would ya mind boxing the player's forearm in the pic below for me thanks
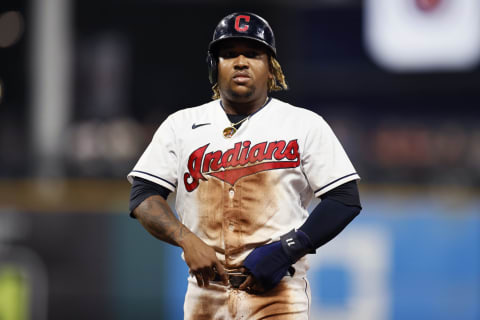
[299,198,360,249]
[133,195,192,247]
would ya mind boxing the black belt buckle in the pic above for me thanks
[228,274,247,288]
[213,271,247,288]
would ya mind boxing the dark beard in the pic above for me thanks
[227,85,255,99]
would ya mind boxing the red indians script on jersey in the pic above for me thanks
[184,139,300,192]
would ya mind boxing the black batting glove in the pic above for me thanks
[242,229,315,291]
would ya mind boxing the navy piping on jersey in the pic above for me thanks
[131,170,176,189]
[303,277,310,317]
[314,172,358,194]
[219,96,272,117]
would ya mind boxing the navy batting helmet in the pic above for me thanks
[207,12,276,84]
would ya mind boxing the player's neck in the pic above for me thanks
[221,94,269,115]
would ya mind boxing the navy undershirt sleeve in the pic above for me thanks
[320,179,361,206]
[299,180,362,249]
[129,177,171,218]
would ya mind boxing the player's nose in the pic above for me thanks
[233,54,249,69]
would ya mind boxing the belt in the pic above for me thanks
[211,266,296,288]
[212,271,248,288]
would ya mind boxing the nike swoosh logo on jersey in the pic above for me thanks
[192,123,211,129]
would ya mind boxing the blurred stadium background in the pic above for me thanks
[0,0,479,319]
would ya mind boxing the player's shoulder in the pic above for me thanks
[269,98,326,122]
[165,99,219,124]
[169,100,218,117]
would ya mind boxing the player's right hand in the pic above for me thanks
[179,232,228,288]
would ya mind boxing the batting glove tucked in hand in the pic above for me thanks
[242,229,315,292]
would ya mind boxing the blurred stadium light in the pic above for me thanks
[364,0,480,71]
[0,11,24,48]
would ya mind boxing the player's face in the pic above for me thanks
[216,39,272,102]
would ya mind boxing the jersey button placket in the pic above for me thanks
[223,183,239,264]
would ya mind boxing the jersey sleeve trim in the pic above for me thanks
[129,170,176,191]
[314,173,360,197]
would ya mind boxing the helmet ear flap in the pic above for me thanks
[206,53,218,85]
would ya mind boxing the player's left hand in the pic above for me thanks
[238,268,266,294]
[240,241,291,293]
[240,229,315,293]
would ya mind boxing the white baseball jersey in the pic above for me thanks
[127,97,359,267]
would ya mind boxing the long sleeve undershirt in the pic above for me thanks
[129,177,361,250]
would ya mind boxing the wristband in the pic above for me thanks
[280,229,315,264]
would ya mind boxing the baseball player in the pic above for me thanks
[128,12,362,319]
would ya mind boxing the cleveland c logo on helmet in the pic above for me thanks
[234,15,250,32]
